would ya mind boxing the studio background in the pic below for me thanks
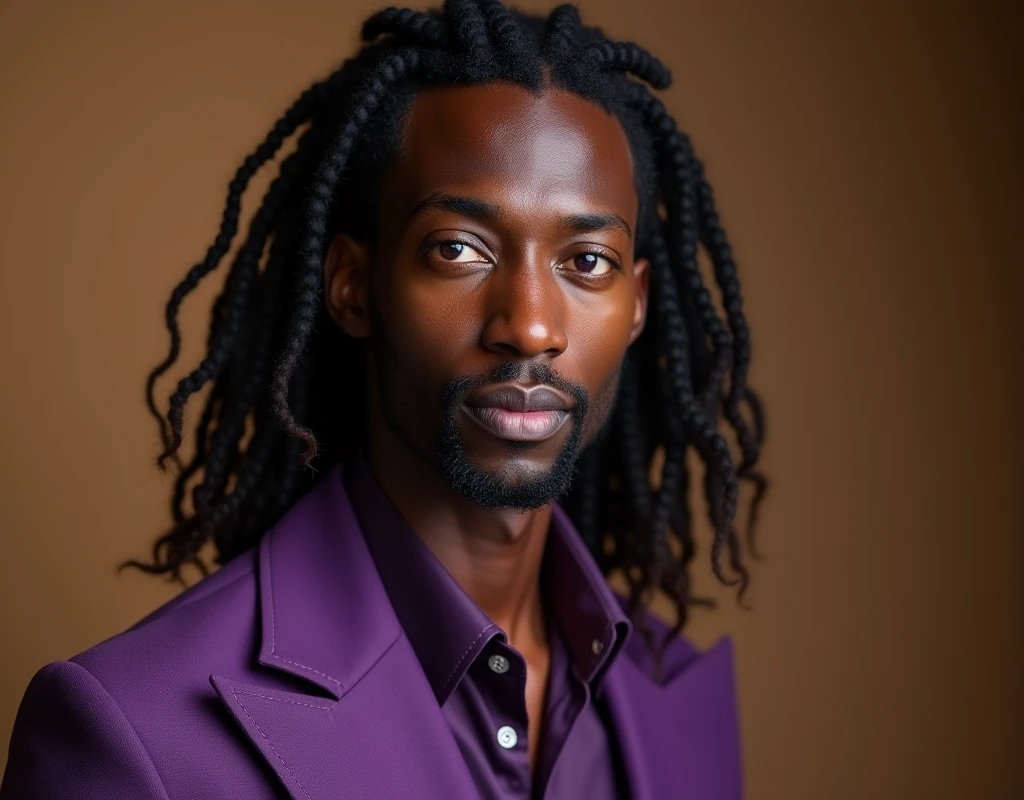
[0,1,1020,797]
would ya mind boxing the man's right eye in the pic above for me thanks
[430,241,488,263]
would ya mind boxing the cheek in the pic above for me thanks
[369,270,480,450]
[373,266,480,381]
[559,293,635,443]
[564,289,636,385]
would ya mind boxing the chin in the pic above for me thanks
[477,452,555,485]
[438,440,580,511]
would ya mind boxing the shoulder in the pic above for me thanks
[41,545,268,749]
[72,546,260,682]
[1,549,277,799]
[1,660,172,798]
[2,551,260,798]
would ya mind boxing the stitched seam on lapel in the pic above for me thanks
[337,628,403,698]
[231,690,315,800]
[440,624,497,698]
[231,691,334,711]
[267,532,346,692]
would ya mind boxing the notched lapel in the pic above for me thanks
[211,643,477,800]
[210,675,336,800]
[604,636,744,800]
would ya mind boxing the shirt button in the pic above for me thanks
[496,725,518,749]
[487,654,510,674]
[592,639,604,655]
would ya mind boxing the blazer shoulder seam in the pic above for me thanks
[62,660,173,800]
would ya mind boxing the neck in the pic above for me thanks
[365,419,552,650]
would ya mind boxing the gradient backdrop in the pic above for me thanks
[0,1,1021,797]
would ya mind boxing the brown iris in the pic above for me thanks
[439,242,465,260]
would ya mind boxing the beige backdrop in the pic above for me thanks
[1,1,1021,797]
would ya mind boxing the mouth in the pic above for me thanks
[462,405,571,442]
[461,382,575,443]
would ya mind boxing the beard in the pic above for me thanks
[434,359,591,510]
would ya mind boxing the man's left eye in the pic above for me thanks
[571,252,615,276]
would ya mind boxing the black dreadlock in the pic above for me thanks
[123,0,769,669]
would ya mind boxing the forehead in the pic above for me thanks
[380,82,638,224]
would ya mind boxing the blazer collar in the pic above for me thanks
[253,462,402,699]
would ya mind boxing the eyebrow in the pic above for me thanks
[407,191,633,239]
[408,192,500,225]
[559,212,632,239]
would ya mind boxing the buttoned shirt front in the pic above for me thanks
[343,455,633,798]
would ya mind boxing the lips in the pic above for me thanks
[463,383,573,442]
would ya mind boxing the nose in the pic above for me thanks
[480,258,568,360]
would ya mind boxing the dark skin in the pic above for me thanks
[323,82,649,774]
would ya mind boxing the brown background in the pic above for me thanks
[0,0,1021,797]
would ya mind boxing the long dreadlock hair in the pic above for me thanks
[123,0,769,665]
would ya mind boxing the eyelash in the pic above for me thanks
[421,238,623,276]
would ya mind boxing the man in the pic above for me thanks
[1,1,766,797]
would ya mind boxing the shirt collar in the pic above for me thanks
[342,453,631,705]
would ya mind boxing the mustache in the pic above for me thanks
[442,361,590,421]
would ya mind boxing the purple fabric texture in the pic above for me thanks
[1,462,744,799]
[342,455,626,798]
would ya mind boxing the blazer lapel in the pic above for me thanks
[209,654,474,800]
[210,465,476,800]
[603,636,744,800]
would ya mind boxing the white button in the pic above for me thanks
[496,725,518,749]
[591,639,604,655]
[488,654,510,674]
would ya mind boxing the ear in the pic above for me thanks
[323,232,372,339]
[628,256,650,346]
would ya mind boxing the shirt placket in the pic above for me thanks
[474,638,532,797]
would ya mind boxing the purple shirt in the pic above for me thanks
[343,456,632,799]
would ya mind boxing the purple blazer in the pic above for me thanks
[1,463,743,799]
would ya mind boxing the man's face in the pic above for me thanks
[327,82,649,509]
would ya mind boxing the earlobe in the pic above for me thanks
[323,233,372,339]
[629,256,650,345]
